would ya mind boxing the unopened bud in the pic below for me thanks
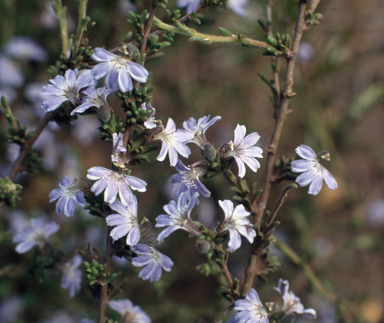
[195,240,212,254]
[98,105,111,123]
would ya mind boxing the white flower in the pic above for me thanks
[61,254,82,298]
[41,68,93,112]
[183,115,221,149]
[131,244,174,282]
[91,48,149,93]
[153,118,193,167]
[12,217,60,254]
[106,196,140,246]
[274,278,317,319]
[219,200,256,252]
[225,125,263,178]
[156,191,200,241]
[228,288,269,323]
[87,166,147,206]
[290,145,338,195]
[49,176,85,217]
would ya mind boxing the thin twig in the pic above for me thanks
[243,0,311,294]
[98,227,113,323]
[308,0,321,14]
[73,0,89,55]
[266,183,298,228]
[8,113,52,182]
[52,0,69,55]
[140,4,157,55]
[274,237,355,323]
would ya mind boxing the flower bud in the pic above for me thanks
[195,240,212,254]
[98,105,111,123]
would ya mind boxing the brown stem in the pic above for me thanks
[8,112,52,182]
[308,0,321,14]
[140,4,157,55]
[243,0,310,294]
[266,184,297,228]
[98,227,113,323]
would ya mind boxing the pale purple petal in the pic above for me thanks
[323,167,338,190]
[295,145,316,160]
[129,62,149,83]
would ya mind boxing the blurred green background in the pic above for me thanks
[0,0,384,322]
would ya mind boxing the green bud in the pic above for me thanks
[218,27,232,36]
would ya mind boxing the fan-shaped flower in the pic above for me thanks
[87,167,147,206]
[41,68,93,112]
[290,145,338,195]
[219,200,256,252]
[71,86,113,115]
[91,48,149,93]
[108,299,151,323]
[49,176,85,217]
[156,191,200,241]
[131,244,174,282]
[228,288,269,323]
[61,254,82,298]
[12,217,60,254]
[183,115,221,149]
[274,278,317,319]
[153,118,193,167]
[106,196,140,246]
[169,160,210,199]
[225,125,263,178]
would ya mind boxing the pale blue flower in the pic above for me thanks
[91,48,149,93]
[3,36,48,62]
[274,278,317,319]
[0,56,24,88]
[108,299,151,323]
[106,196,140,246]
[219,200,256,252]
[183,115,221,149]
[41,68,93,112]
[156,191,200,241]
[227,0,248,16]
[131,244,174,282]
[71,85,113,115]
[61,254,82,298]
[154,118,194,167]
[49,176,85,217]
[225,125,263,178]
[228,288,269,323]
[169,160,210,199]
[291,145,338,195]
[87,166,147,206]
[12,217,60,254]
[177,0,200,14]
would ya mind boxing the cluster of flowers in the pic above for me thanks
[11,43,338,321]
